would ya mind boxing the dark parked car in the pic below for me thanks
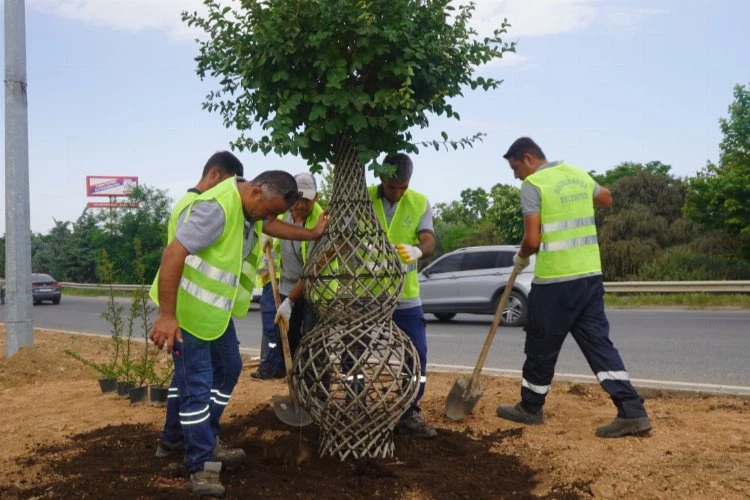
[0,273,62,305]
[418,245,534,327]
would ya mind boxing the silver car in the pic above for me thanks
[418,245,534,326]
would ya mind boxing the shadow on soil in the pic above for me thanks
[2,407,588,499]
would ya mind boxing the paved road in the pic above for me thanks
[6,296,749,393]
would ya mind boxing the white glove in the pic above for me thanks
[274,297,294,328]
[395,243,422,264]
[261,233,274,252]
[513,252,530,272]
[364,260,385,274]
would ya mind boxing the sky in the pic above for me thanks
[1,0,749,234]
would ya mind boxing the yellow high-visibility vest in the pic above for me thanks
[523,163,601,280]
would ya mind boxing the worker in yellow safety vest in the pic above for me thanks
[496,137,652,439]
[154,151,247,467]
[149,165,328,496]
[252,172,325,380]
[368,153,438,439]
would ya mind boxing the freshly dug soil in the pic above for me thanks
[1,329,748,499]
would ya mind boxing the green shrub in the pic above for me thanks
[637,247,750,280]
[600,239,660,281]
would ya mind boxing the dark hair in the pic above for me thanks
[202,151,244,178]
[251,170,301,207]
[502,137,546,162]
[381,153,413,182]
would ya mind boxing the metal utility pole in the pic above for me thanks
[4,0,33,357]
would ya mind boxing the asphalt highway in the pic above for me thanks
[7,296,749,394]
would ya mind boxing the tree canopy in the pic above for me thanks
[184,0,515,173]
[685,83,750,253]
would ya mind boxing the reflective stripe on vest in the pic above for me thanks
[524,163,601,280]
[368,186,428,299]
[150,177,246,340]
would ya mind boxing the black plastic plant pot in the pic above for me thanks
[149,385,170,407]
[128,386,148,404]
[116,381,136,397]
[98,378,118,393]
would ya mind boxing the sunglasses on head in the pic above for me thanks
[283,189,303,206]
[256,182,302,206]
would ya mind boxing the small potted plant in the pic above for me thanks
[147,353,173,406]
[63,349,120,393]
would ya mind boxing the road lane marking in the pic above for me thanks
[429,363,750,396]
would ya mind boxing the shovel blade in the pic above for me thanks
[272,394,313,427]
[444,374,486,421]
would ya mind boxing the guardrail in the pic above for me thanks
[61,282,144,291]
[57,280,750,293]
[603,281,750,293]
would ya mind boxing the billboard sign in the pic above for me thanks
[86,176,139,197]
[86,202,140,209]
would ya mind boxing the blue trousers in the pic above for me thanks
[159,319,243,473]
[393,306,428,416]
[258,283,285,378]
[520,276,646,419]
[259,283,317,377]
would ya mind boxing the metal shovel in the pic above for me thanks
[264,245,312,427]
[445,268,519,421]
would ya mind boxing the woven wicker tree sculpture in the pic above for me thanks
[185,0,515,459]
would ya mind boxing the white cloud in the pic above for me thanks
[482,51,534,69]
[28,0,665,42]
[471,0,599,38]
[28,0,207,39]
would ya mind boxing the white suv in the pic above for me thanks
[418,245,534,326]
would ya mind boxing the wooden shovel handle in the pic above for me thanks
[264,244,294,379]
[468,268,519,387]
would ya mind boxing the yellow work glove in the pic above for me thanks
[395,243,422,264]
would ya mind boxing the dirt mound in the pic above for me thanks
[0,329,749,499]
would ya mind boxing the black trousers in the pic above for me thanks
[521,275,646,418]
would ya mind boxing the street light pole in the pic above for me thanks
[4,0,33,357]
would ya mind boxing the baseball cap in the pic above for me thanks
[294,172,317,200]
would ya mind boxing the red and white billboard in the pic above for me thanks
[86,176,139,197]
[86,202,140,209]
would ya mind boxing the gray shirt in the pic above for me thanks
[519,160,602,284]
[378,186,434,310]
[175,200,260,261]
[278,211,317,296]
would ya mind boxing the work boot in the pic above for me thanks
[398,414,438,439]
[212,438,246,466]
[188,461,225,497]
[496,402,544,425]
[155,438,184,458]
[596,416,652,438]
[250,368,284,381]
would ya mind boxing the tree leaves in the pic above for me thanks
[183,0,516,171]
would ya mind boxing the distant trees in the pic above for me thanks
[685,83,750,257]
[3,184,171,283]
[432,184,522,256]
[429,81,750,282]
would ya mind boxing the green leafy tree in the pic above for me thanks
[485,184,522,244]
[31,220,73,279]
[183,0,515,172]
[591,160,672,187]
[316,163,335,209]
[685,83,750,253]
[94,184,172,283]
[592,161,694,279]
